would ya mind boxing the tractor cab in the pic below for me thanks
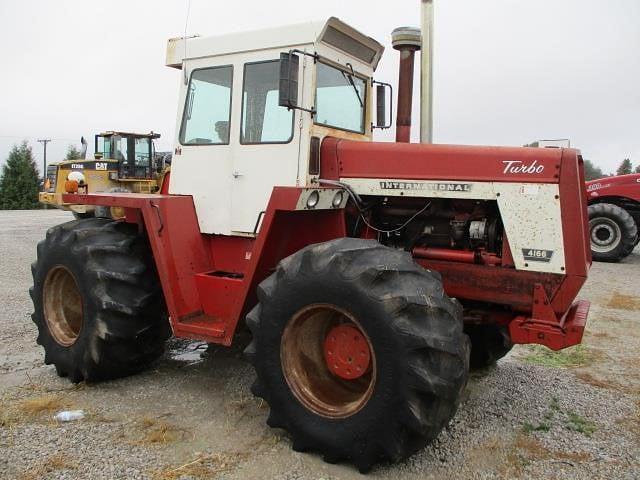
[94,131,161,180]
[165,17,386,235]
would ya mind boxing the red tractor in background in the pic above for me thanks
[29,9,592,473]
[586,174,640,262]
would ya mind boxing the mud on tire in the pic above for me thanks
[588,203,637,262]
[30,218,171,383]
[244,238,470,472]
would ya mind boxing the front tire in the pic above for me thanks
[30,218,170,383]
[588,203,637,262]
[244,238,470,472]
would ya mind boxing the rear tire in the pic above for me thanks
[244,238,470,472]
[588,203,637,262]
[30,218,171,383]
[465,325,512,370]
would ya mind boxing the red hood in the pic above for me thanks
[586,174,640,200]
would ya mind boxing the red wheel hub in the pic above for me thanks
[324,324,371,380]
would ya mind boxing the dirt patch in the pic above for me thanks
[607,293,640,311]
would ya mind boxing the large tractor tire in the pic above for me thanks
[588,203,637,262]
[465,324,512,370]
[244,238,470,472]
[30,218,171,383]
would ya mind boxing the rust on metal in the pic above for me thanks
[392,27,421,143]
[43,266,83,347]
[280,303,376,419]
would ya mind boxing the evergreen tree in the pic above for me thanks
[0,141,41,210]
[635,163,640,174]
[65,144,82,160]
[616,158,633,176]
[583,159,605,181]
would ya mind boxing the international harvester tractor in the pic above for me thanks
[30,8,591,472]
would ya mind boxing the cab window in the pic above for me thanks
[315,62,366,133]
[241,60,294,144]
[180,66,233,145]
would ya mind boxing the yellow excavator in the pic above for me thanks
[40,131,171,218]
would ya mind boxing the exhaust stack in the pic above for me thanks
[420,0,434,143]
[392,27,421,143]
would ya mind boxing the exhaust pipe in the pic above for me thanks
[420,0,434,144]
[80,136,88,160]
[392,27,421,143]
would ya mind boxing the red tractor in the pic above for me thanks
[586,174,640,262]
[30,14,591,472]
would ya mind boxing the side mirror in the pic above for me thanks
[373,81,393,129]
[279,52,300,109]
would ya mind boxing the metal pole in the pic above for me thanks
[37,139,51,180]
[420,0,434,144]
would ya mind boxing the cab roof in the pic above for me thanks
[166,17,384,71]
[98,131,161,139]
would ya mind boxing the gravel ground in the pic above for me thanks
[0,210,639,480]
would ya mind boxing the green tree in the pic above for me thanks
[65,144,82,160]
[583,159,605,181]
[616,158,633,176]
[635,163,640,174]
[0,141,41,210]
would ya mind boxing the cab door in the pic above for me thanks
[168,64,236,234]
[229,55,306,234]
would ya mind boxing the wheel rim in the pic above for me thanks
[590,217,622,253]
[43,266,83,346]
[281,304,376,419]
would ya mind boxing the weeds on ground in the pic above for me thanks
[153,452,245,480]
[18,454,78,480]
[18,395,66,416]
[565,411,597,437]
[521,395,560,434]
[522,344,595,368]
[522,395,597,438]
[135,416,186,445]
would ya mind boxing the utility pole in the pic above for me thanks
[37,139,51,182]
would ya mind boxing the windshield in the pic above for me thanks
[315,62,366,133]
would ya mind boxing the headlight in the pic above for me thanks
[306,190,320,209]
[332,191,344,208]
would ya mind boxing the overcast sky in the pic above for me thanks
[1,0,638,175]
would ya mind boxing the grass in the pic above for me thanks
[522,344,595,368]
[565,411,597,437]
[521,396,596,438]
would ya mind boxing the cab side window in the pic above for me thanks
[180,66,233,145]
[241,60,294,144]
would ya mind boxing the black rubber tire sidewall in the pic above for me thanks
[588,203,637,262]
[256,272,410,451]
